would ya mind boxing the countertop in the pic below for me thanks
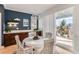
[3,30,33,34]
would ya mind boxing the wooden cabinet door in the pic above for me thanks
[4,32,29,47]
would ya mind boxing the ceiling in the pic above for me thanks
[55,7,73,19]
[4,4,55,15]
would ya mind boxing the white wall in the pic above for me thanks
[39,4,79,53]
[39,5,75,53]
[39,14,54,38]
[38,16,43,30]
[40,4,73,17]
[39,4,74,39]
[0,12,2,46]
[31,15,37,30]
[73,5,79,53]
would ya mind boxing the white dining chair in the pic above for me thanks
[15,35,33,54]
[40,39,54,54]
[29,32,36,37]
[45,32,52,39]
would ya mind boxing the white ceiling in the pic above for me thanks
[55,7,73,19]
[4,4,55,15]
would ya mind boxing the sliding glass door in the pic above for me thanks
[55,7,74,53]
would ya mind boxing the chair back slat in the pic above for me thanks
[41,39,54,54]
[15,35,23,49]
[45,32,52,38]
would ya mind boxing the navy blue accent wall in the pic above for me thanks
[5,9,32,30]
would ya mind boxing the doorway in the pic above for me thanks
[55,7,74,54]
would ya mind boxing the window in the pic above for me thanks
[23,19,29,27]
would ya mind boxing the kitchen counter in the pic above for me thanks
[3,30,32,34]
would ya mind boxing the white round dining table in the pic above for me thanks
[22,37,49,49]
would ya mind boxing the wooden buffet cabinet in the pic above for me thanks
[4,32,29,47]
[3,30,42,47]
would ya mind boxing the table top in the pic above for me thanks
[22,36,49,48]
